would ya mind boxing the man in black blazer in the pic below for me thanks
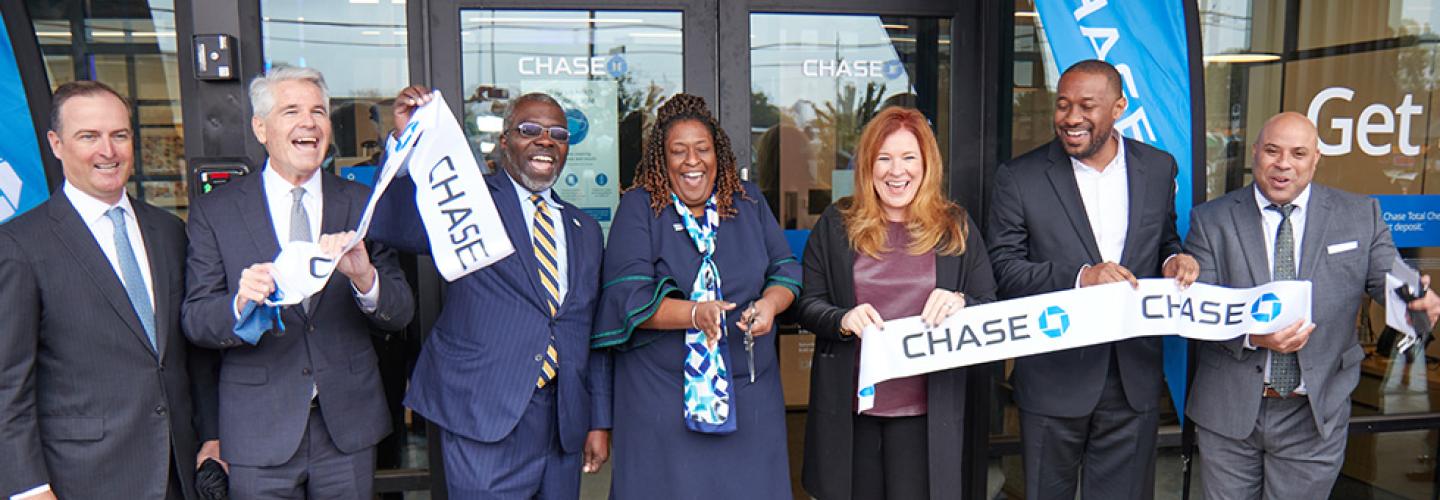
[182,66,414,499]
[985,60,1198,499]
[0,81,219,499]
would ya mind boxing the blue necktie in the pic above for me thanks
[107,207,157,350]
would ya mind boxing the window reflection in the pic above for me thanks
[28,0,188,216]
[261,0,409,172]
[459,10,684,234]
[750,14,950,229]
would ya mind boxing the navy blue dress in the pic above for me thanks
[593,182,802,500]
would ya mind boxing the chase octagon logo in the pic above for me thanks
[1250,292,1282,322]
[1038,305,1070,338]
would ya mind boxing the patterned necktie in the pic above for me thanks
[1267,203,1300,396]
[107,207,157,350]
[529,194,560,388]
[290,187,314,312]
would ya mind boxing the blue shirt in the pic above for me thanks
[508,171,569,303]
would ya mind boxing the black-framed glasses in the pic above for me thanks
[513,122,570,142]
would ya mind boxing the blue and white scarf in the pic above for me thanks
[673,193,736,434]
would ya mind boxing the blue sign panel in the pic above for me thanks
[0,11,49,222]
[1373,195,1440,248]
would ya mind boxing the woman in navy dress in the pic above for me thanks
[592,93,801,499]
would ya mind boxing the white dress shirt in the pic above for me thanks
[14,187,157,500]
[509,172,569,303]
[1071,138,1130,286]
[1246,184,1313,394]
[231,163,379,317]
[65,182,155,311]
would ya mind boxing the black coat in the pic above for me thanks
[796,201,998,500]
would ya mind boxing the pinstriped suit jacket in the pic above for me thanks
[368,170,612,455]
[0,190,218,499]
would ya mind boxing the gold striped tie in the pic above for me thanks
[530,195,560,388]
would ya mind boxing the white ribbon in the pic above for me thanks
[267,91,513,305]
[856,279,1313,412]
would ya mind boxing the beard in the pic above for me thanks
[1058,125,1113,161]
[501,150,563,192]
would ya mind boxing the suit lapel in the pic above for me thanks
[136,203,171,358]
[557,201,582,316]
[1044,142,1103,263]
[1118,141,1149,266]
[1229,186,1271,285]
[237,173,282,265]
[1297,186,1331,280]
[306,174,354,313]
[47,192,156,356]
[488,172,551,313]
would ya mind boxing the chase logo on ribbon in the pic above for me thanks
[0,12,50,222]
[1250,292,1282,322]
[1038,305,1070,338]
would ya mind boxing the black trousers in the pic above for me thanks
[852,413,930,500]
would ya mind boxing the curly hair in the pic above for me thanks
[628,93,748,218]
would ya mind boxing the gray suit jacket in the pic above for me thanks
[181,171,414,466]
[1184,183,1392,440]
[0,190,219,499]
[986,139,1184,417]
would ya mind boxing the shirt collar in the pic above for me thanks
[262,160,324,202]
[1253,183,1313,212]
[506,169,561,210]
[1070,135,1127,174]
[64,181,135,224]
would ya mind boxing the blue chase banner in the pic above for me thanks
[0,10,48,222]
[1034,0,1202,418]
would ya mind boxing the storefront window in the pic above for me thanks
[749,13,950,230]
[28,0,188,215]
[262,0,409,176]
[459,10,684,234]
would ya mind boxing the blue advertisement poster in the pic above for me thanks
[0,10,48,222]
[1034,0,1199,417]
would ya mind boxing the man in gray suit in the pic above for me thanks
[986,59,1198,499]
[0,81,220,499]
[1185,111,1440,499]
[182,66,414,499]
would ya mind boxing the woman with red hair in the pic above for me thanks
[797,107,997,499]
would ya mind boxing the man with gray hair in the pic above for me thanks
[181,65,414,498]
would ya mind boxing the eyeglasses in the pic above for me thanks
[513,122,570,142]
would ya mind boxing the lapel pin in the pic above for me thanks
[673,223,685,232]
[573,218,581,228]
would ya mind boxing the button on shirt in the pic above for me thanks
[1071,138,1129,287]
[509,172,568,303]
[1247,184,1312,394]
[66,182,155,311]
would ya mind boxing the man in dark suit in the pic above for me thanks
[985,59,1198,499]
[0,80,219,500]
[181,66,414,499]
[1185,112,1440,499]
[372,87,610,498]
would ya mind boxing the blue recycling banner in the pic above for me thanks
[0,10,48,222]
[1034,0,1199,419]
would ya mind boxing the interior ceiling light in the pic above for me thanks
[1204,53,1282,63]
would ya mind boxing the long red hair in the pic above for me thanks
[841,106,968,258]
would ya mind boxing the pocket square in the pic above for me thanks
[1327,241,1359,254]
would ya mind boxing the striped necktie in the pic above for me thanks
[529,194,560,388]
